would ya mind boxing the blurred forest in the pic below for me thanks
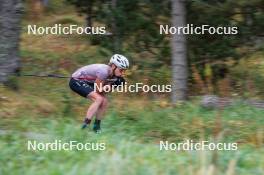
[0,0,263,101]
[0,0,264,175]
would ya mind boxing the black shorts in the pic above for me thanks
[69,78,95,98]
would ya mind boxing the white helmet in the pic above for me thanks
[109,54,129,69]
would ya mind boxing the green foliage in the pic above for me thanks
[230,53,264,98]
[66,0,170,68]
[45,0,72,14]
[187,0,262,63]
[64,0,264,86]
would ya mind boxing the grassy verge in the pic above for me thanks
[0,101,263,175]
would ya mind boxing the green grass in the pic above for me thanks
[0,102,263,175]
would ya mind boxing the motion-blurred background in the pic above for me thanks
[0,0,263,175]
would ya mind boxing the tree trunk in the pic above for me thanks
[0,0,23,83]
[111,0,121,52]
[86,0,94,27]
[170,0,188,103]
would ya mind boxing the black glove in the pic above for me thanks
[113,76,126,86]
